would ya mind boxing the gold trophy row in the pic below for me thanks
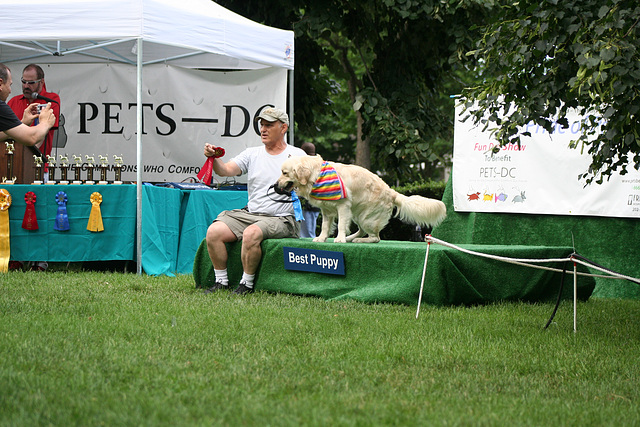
[3,141,124,185]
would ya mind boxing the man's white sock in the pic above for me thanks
[241,272,255,288]
[214,269,229,286]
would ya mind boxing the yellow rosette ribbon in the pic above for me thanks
[0,189,12,273]
[87,192,104,232]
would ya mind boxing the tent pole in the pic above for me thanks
[573,261,577,332]
[288,69,294,145]
[136,38,143,275]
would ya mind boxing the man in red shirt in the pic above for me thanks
[7,63,60,177]
[0,63,55,145]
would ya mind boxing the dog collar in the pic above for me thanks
[310,162,347,200]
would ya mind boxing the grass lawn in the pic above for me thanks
[1,271,639,426]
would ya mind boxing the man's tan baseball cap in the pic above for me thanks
[257,107,289,126]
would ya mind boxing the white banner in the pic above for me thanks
[20,63,288,183]
[453,104,640,218]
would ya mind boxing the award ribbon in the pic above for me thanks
[87,192,104,232]
[0,189,11,272]
[22,191,39,230]
[291,190,304,222]
[54,191,70,231]
[197,146,225,185]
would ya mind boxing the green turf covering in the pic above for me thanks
[433,177,640,299]
[193,237,594,306]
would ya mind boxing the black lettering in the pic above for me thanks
[103,103,123,134]
[222,105,250,137]
[127,103,154,135]
[156,103,177,136]
[78,102,98,134]
[143,164,164,173]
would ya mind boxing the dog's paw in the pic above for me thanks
[313,236,327,243]
[334,236,347,243]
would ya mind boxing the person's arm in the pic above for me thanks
[204,143,242,177]
[0,104,56,146]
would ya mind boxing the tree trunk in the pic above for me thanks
[355,111,370,170]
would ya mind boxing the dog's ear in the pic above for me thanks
[295,165,312,186]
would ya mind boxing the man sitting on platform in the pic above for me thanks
[202,107,306,295]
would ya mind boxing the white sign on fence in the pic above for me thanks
[453,104,640,218]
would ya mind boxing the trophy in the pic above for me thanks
[71,155,83,185]
[58,154,70,185]
[113,154,124,185]
[46,155,56,185]
[85,155,95,184]
[33,155,44,184]
[98,155,109,185]
[3,141,16,185]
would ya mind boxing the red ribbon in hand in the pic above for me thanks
[22,191,39,230]
[197,146,225,185]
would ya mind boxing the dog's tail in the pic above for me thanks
[393,192,447,228]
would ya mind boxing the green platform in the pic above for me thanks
[433,178,640,299]
[193,238,594,306]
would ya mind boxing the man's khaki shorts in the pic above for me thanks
[216,209,300,240]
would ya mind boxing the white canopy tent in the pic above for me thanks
[0,0,295,273]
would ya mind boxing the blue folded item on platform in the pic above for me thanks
[218,184,247,191]
[158,182,214,190]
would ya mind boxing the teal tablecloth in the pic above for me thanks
[1,184,247,275]
[140,186,247,275]
[2,184,136,262]
[175,189,248,273]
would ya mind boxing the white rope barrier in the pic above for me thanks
[426,235,572,265]
[572,257,640,284]
[425,236,640,282]
[416,235,640,332]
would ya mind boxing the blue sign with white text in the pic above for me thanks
[283,246,345,275]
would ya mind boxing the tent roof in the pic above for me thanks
[0,0,294,70]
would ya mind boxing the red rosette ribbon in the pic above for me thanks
[197,146,225,185]
[22,191,39,230]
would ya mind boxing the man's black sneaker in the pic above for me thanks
[233,282,255,295]
[204,281,229,294]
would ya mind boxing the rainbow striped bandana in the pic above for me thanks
[310,162,347,200]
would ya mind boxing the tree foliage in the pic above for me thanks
[215,0,491,183]
[462,0,640,184]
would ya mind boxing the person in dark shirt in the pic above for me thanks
[0,63,56,272]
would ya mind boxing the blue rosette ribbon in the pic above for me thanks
[54,191,70,231]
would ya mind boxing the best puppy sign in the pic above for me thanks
[283,247,345,275]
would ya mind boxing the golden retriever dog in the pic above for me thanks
[275,155,446,243]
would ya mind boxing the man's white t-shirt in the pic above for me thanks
[232,144,306,216]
